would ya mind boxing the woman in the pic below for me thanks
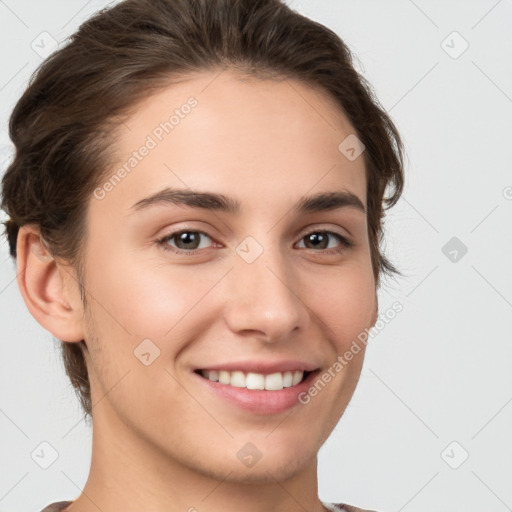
[1,0,404,510]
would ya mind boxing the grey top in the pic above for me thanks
[40,502,71,512]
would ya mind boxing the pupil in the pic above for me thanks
[307,233,327,249]
[178,232,199,249]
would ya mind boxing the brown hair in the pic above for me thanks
[1,0,404,418]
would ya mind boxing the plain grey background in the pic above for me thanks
[1,1,511,511]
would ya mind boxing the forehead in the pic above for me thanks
[94,69,367,216]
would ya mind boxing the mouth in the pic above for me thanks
[193,368,314,391]
[192,368,321,415]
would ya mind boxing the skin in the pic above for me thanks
[17,69,377,512]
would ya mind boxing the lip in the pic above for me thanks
[193,367,321,415]
[195,359,320,375]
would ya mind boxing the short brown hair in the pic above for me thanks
[1,0,405,418]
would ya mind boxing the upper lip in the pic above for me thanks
[195,360,320,375]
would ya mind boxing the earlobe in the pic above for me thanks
[16,225,84,342]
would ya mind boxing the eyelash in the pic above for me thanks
[155,228,354,257]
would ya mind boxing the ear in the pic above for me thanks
[16,225,85,342]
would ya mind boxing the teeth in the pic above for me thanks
[246,372,265,390]
[230,371,246,388]
[219,370,230,385]
[200,369,306,390]
[283,371,293,387]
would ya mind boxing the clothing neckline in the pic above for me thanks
[42,499,346,512]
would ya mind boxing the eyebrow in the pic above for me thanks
[129,187,366,215]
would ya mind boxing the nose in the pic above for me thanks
[222,242,310,343]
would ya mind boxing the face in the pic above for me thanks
[78,69,377,482]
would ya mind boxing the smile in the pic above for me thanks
[193,368,321,415]
[196,369,311,391]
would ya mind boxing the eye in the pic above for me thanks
[156,228,354,257]
[156,230,217,255]
[296,230,353,254]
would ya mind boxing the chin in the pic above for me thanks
[204,443,317,484]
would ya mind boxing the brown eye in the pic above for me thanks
[157,230,214,254]
[303,232,330,249]
[172,231,202,250]
[297,231,352,252]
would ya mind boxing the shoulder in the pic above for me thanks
[40,501,73,512]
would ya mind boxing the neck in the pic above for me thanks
[66,401,328,512]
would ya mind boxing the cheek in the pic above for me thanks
[85,236,375,349]
[309,263,376,348]
[86,249,227,347]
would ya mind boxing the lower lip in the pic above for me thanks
[193,370,320,415]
